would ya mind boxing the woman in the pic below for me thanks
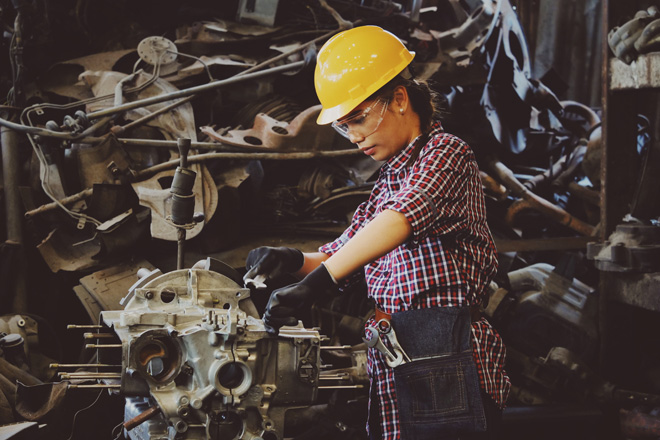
[244,25,510,439]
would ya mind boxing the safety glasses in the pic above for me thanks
[332,98,390,140]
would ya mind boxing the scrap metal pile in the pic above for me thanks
[0,0,658,438]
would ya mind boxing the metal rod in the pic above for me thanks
[124,405,161,431]
[112,96,194,135]
[177,228,185,270]
[85,344,122,349]
[24,188,94,219]
[318,385,364,389]
[50,363,121,369]
[1,124,28,313]
[320,345,352,350]
[133,149,361,179]
[235,28,342,78]
[68,325,103,329]
[60,373,122,379]
[87,61,305,120]
[83,333,116,339]
[319,375,350,380]
[78,136,243,150]
[67,384,121,389]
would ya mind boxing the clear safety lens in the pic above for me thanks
[332,98,389,140]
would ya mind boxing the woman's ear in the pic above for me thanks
[392,85,409,113]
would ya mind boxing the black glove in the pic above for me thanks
[263,263,336,335]
[243,246,304,286]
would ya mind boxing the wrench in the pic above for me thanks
[374,319,411,368]
[363,326,397,363]
[384,328,411,368]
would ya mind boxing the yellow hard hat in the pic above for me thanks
[314,25,415,125]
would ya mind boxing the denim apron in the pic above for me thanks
[390,307,486,439]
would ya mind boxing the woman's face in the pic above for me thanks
[333,89,420,161]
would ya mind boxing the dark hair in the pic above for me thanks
[368,68,442,135]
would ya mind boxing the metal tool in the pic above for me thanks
[362,326,407,368]
[365,319,412,368]
[382,326,411,367]
[244,273,267,289]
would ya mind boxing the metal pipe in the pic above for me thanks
[87,61,305,120]
[1,125,23,242]
[111,96,193,135]
[60,373,122,379]
[67,384,121,389]
[133,149,362,179]
[50,363,121,369]
[236,28,345,78]
[85,344,122,349]
[317,385,364,389]
[1,124,27,313]
[83,333,116,339]
[67,325,103,329]
[177,228,185,270]
[24,187,93,219]
[489,159,596,236]
[124,405,161,431]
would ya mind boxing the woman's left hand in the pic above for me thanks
[263,264,335,334]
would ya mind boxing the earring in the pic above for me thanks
[399,108,404,114]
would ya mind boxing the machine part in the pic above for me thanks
[73,260,158,323]
[24,188,94,219]
[94,266,332,439]
[488,262,598,364]
[200,105,337,152]
[488,158,596,236]
[36,228,100,273]
[428,0,499,63]
[70,135,135,189]
[131,163,217,241]
[84,61,304,121]
[582,125,602,188]
[36,207,149,272]
[506,346,595,404]
[236,0,280,27]
[587,223,660,273]
[298,162,356,201]
[630,107,660,220]
[169,138,201,270]
[479,0,538,155]
[137,37,178,66]
[635,18,660,54]
[131,148,362,180]
[80,70,198,142]
[608,7,659,64]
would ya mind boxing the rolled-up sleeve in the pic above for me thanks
[382,137,471,242]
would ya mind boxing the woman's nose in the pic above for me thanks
[348,130,365,144]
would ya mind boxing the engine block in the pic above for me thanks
[99,267,322,440]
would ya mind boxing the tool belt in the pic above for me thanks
[372,306,487,438]
[375,304,482,324]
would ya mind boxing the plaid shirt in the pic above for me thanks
[319,122,510,439]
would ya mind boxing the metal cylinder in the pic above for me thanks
[170,167,196,196]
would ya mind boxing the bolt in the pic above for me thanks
[144,291,154,300]
[179,396,190,406]
[191,399,202,409]
[17,319,25,328]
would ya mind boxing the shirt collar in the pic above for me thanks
[383,121,444,173]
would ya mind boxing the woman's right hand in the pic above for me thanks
[243,246,304,287]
